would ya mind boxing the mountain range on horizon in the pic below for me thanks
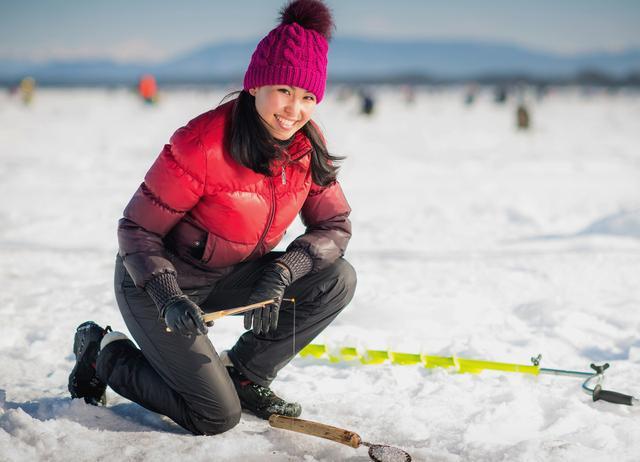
[2,37,640,84]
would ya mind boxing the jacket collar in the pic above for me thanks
[268,130,311,177]
[285,129,312,161]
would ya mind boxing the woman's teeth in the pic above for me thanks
[275,114,296,129]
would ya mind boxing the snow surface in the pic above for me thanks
[1,86,640,461]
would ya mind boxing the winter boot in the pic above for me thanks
[68,321,111,406]
[227,366,302,420]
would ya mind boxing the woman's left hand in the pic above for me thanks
[245,263,292,334]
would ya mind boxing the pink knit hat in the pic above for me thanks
[243,0,333,103]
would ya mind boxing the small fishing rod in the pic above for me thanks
[298,344,639,406]
[165,298,295,333]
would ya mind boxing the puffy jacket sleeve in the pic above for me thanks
[287,180,352,272]
[118,123,206,287]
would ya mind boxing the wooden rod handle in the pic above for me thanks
[269,415,362,448]
[202,299,276,323]
[166,299,274,332]
[165,298,294,333]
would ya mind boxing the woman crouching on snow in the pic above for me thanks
[67,0,356,435]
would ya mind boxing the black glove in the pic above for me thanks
[162,296,209,337]
[244,263,292,335]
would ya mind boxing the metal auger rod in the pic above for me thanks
[539,367,603,396]
[538,368,594,379]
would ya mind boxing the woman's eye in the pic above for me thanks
[278,88,290,95]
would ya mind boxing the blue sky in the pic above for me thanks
[1,0,639,62]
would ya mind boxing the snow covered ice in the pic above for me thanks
[1,86,639,461]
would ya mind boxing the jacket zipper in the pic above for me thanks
[248,177,277,259]
[281,152,291,185]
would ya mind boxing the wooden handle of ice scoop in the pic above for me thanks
[269,415,362,448]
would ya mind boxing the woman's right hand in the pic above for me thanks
[162,296,209,337]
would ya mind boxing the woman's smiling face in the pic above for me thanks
[249,85,318,140]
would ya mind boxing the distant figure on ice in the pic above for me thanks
[359,88,375,115]
[516,103,530,130]
[19,76,36,105]
[494,85,508,104]
[138,74,158,104]
[464,83,478,106]
[68,0,356,437]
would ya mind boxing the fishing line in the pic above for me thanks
[291,298,297,367]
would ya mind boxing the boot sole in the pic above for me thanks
[68,322,107,405]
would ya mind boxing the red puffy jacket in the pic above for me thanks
[118,100,352,288]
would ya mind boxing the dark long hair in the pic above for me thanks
[223,90,342,186]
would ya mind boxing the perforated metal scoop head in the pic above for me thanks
[366,443,412,462]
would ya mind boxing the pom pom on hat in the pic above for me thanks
[279,0,334,40]
[243,0,333,102]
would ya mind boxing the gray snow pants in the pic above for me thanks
[96,253,356,435]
